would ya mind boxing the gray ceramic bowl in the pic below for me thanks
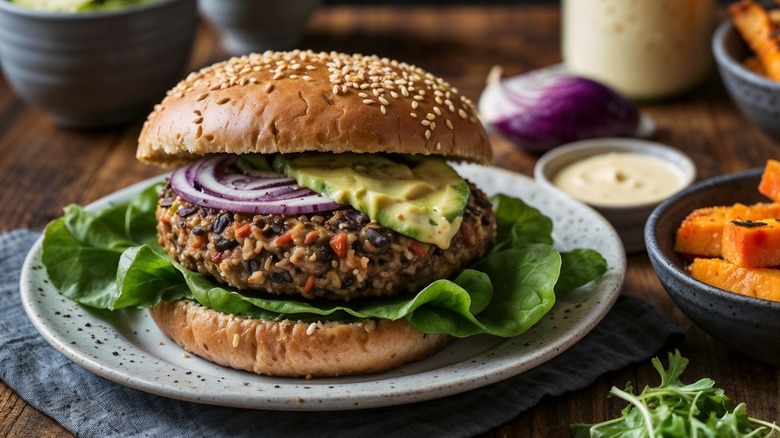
[713,19,780,143]
[198,0,320,55]
[645,168,780,365]
[0,0,197,128]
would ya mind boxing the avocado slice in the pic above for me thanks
[274,153,470,249]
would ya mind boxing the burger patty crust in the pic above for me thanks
[157,182,496,301]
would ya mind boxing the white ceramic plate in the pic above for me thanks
[20,164,625,411]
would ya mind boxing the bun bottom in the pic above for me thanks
[150,300,452,377]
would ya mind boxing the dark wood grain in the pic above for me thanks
[1,5,778,437]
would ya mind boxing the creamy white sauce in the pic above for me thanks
[552,152,685,206]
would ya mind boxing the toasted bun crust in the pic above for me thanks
[137,50,491,167]
[150,300,452,377]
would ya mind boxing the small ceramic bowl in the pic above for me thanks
[645,168,780,365]
[534,138,696,253]
[198,0,320,55]
[713,19,780,143]
[0,0,197,128]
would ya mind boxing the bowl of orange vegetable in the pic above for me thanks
[645,162,780,365]
[713,2,780,144]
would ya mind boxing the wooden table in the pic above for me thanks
[1,5,778,437]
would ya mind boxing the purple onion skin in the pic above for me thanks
[493,76,640,153]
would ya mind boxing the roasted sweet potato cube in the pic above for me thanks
[722,218,780,267]
[689,257,780,301]
[758,159,780,202]
[674,202,780,257]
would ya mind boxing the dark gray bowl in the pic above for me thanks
[198,0,320,55]
[713,19,780,143]
[0,0,197,128]
[645,168,780,365]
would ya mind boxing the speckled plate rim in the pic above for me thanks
[20,163,625,411]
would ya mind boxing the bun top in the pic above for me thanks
[137,50,491,167]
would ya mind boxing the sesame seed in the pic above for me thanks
[380,105,387,114]
[378,96,389,105]
[436,142,442,150]
[410,112,418,118]
[362,99,374,104]
[430,121,437,130]
[359,92,368,98]
[265,83,274,93]
[458,108,468,119]
[193,117,203,124]
[289,74,299,79]
[421,120,431,126]
[306,65,316,70]
[425,129,431,139]
[332,84,340,94]
[426,113,436,120]
[390,91,398,98]
[446,119,454,129]
[413,95,424,101]
[302,75,313,81]
[433,106,442,116]
[401,86,409,97]
[217,97,230,105]
[273,72,284,80]
[196,93,208,101]
[196,125,203,138]
[232,333,240,347]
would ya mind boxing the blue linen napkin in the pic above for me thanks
[0,229,682,438]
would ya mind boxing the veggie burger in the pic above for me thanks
[136,50,497,377]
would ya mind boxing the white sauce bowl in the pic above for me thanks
[534,138,696,253]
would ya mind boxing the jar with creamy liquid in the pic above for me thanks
[562,0,716,101]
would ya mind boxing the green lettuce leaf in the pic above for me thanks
[41,183,607,338]
[556,248,609,295]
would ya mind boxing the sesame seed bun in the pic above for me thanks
[136,50,491,167]
[150,300,452,377]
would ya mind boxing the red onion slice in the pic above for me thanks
[169,155,342,215]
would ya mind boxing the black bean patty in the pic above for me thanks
[157,183,496,301]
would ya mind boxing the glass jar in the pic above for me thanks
[562,0,716,101]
